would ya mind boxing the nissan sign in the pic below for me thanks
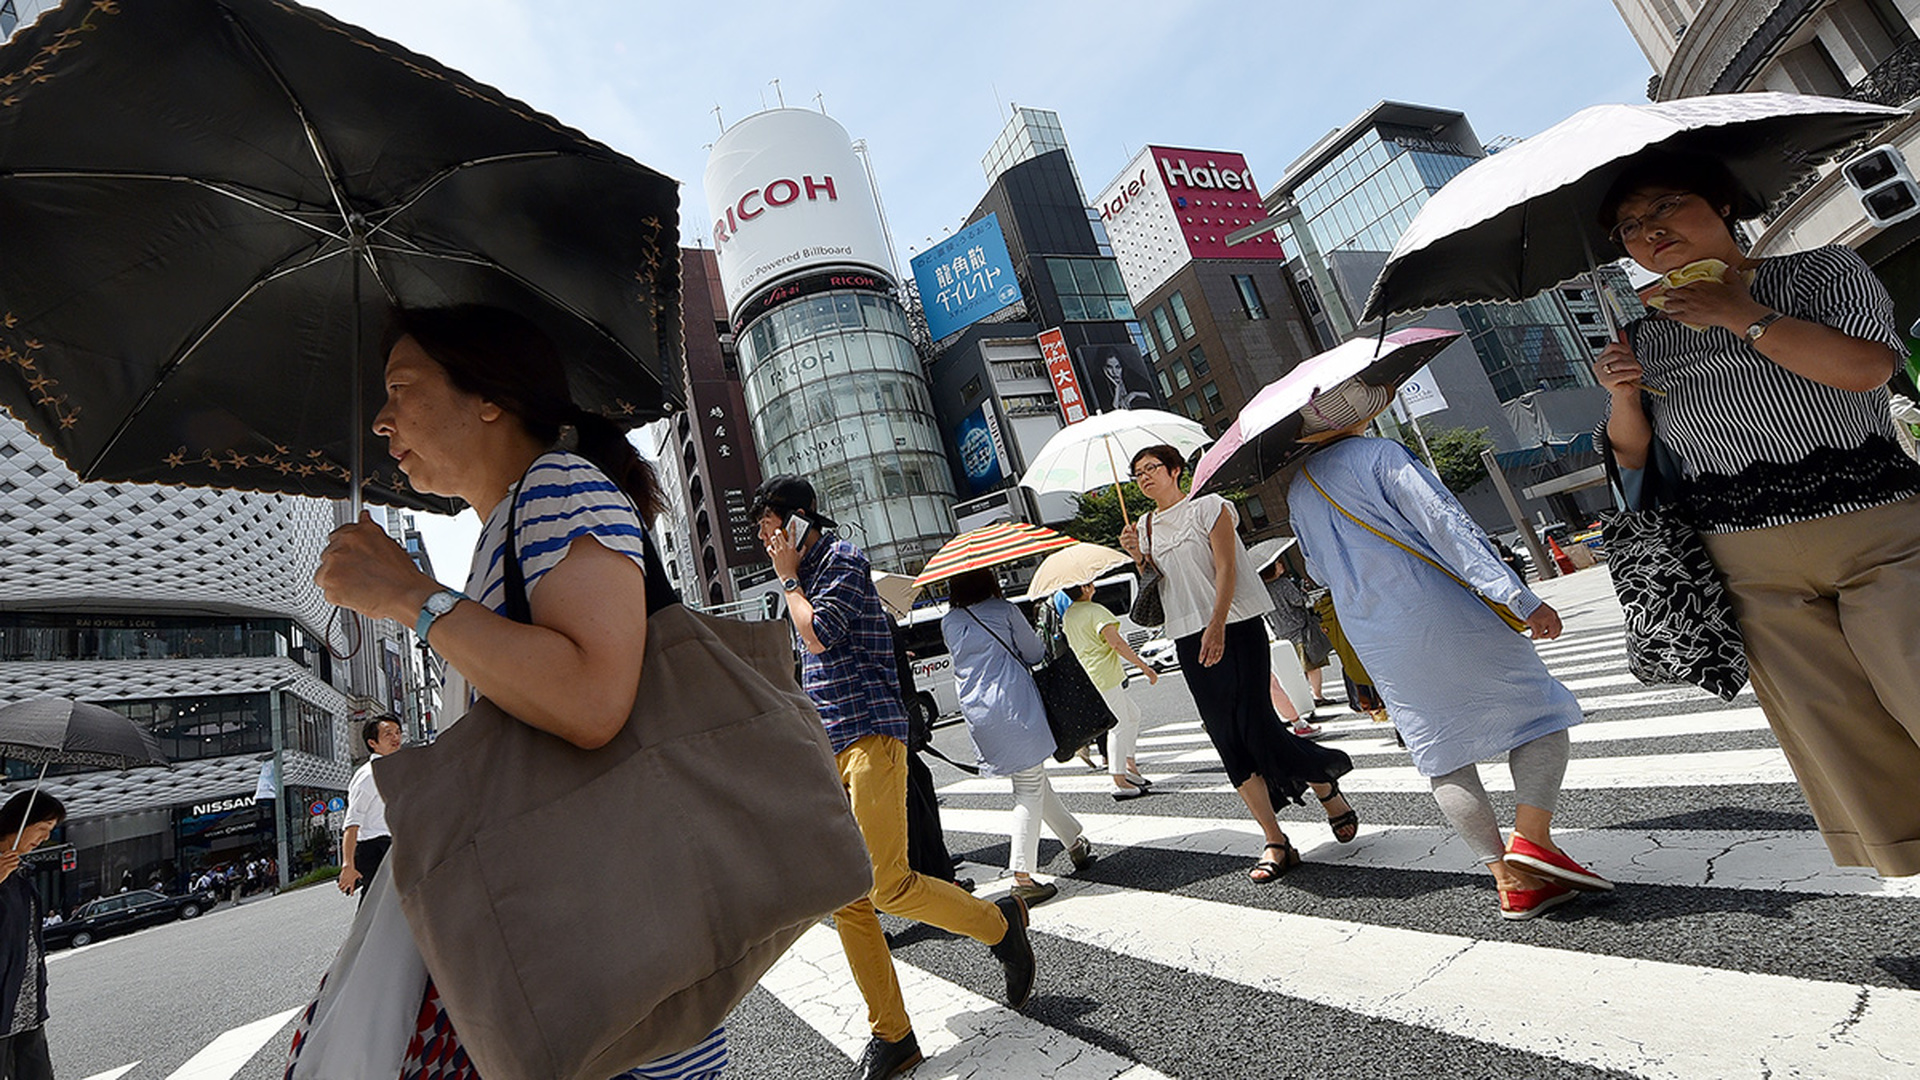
[703,109,894,319]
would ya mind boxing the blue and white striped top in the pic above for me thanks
[464,451,650,615]
[462,451,728,1080]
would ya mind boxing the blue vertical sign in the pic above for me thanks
[954,403,1008,495]
[911,213,1023,342]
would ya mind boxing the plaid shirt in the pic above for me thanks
[795,533,909,753]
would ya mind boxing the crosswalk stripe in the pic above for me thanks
[1008,880,1920,1079]
[757,922,1172,1079]
[935,808,1920,898]
[1133,708,1772,758]
[939,748,1797,797]
[81,1066,139,1080]
[160,1008,300,1080]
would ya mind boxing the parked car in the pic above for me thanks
[44,887,218,949]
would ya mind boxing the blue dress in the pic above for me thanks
[942,598,1054,776]
[1287,437,1581,778]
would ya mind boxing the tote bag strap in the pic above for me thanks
[963,606,1029,667]
[1301,465,1528,635]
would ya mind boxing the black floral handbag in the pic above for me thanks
[1598,420,1748,702]
[965,609,1118,761]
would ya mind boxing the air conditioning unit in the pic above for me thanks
[1843,144,1920,228]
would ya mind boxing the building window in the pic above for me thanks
[1182,394,1203,420]
[1189,346,1210,377]
[1151,307,1178,352]
[1046,257,1135,323]
[1169,291,1196,339]
[1172,359,1192,389]
[1157,369,1173,397]
[1233,274,1268,320]
[1201,381,1223,413]
[1244,494,1269,528]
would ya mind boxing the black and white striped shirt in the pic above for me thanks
[1627,245,1920,532]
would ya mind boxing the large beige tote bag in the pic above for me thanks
[375,599,873,1080]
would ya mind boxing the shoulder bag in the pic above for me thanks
[963,607,1118,763]
[1301,465,1531,634]
[1128,511,1167,629]
[1596,413,1748,702]
[374,477,874,1080]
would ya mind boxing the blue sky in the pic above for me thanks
[286,0,1659,579]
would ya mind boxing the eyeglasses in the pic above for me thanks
[1608,193,1694,246]
[1127,462,1168,482]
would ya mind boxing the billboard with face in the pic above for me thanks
[703,109,894,318]
[1076,342,1159,413]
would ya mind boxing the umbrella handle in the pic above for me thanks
[1100,436,1129,520]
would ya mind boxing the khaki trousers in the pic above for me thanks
[1703,495,1920,877]
[831,734,1009,1041]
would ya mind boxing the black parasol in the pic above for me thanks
[0,0,682,513]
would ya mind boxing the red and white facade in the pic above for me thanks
[1095,145,1286,304]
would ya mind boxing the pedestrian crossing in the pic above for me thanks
[732,569,1919,1079]
[71,573,1918,1079]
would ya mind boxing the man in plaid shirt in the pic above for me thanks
[755,476,1037,1080]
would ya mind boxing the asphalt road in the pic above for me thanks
[51,569,1920,1079]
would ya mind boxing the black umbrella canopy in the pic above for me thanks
[0,697,166,770]
[0,0,682,511]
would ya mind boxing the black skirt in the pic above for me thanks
[1175,617,1352,806]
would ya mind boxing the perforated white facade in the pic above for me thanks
[0,415,362,899]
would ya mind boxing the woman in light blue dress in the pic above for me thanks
[1285,379,1612,921]
[942,569,1094,905]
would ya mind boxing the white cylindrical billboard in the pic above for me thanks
[702,109,893,318]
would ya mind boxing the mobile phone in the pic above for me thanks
[784,514,811,548]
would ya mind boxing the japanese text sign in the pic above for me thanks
[911,213,1022,342]
[1038,328,1088,424]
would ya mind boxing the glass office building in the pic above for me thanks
[1276,106,1596,401]
[735,287,956,573]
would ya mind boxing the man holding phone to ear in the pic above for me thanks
[753,475,1038,1080]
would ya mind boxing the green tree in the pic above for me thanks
[1425,426,1495,492]
[1062,482,1145,545]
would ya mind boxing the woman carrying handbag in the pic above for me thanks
[942,569,1097,905]
[308,306,727,1080]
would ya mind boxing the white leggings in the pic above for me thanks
[1008,764,1084,875]
[1096,681,1142,775]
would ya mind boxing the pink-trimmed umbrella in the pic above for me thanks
[1190,327,1461,494]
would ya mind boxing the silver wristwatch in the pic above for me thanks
[1745,310,1784,342]
[415,588,466,645]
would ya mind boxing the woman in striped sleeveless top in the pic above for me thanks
[1596,150,1920,879]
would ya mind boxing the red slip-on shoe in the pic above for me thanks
[1505,835,1614,892]
[1500,882,1577,921]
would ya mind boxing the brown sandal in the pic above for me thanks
[1249,840,1301,884]
[1318,780,1360,844]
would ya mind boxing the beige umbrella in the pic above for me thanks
[871,571,920,620]
[1027,542,1133,599]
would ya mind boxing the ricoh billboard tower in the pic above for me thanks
[703,109,956,574]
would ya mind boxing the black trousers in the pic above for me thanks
[0,1025,53,1080]
[904,751,958,882]
[354,835,392,884]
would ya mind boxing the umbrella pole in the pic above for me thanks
[1100,436,1129,520]
[10,762,47,853]
[349,242,366,521]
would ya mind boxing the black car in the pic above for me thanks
[43,888,217,949]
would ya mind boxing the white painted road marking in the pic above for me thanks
[160,1007,299,1080]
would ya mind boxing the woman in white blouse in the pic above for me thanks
[1120,444,1358,882]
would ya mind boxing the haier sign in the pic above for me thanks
[911,213,1022,342]
[1095,144,1284,303]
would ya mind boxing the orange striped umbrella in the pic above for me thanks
[912,521,1080,588]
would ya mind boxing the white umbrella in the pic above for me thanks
[1017,408,1210,518]
[1361,92,1906,324]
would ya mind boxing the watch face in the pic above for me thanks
[429,591,458,615]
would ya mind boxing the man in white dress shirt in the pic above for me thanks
[337,715,401,898]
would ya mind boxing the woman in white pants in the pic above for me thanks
[942,569,1095,904]
[1061,582,1159,798]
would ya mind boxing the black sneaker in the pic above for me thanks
[849,1031,922,1080]
[988,894,1036,1008]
